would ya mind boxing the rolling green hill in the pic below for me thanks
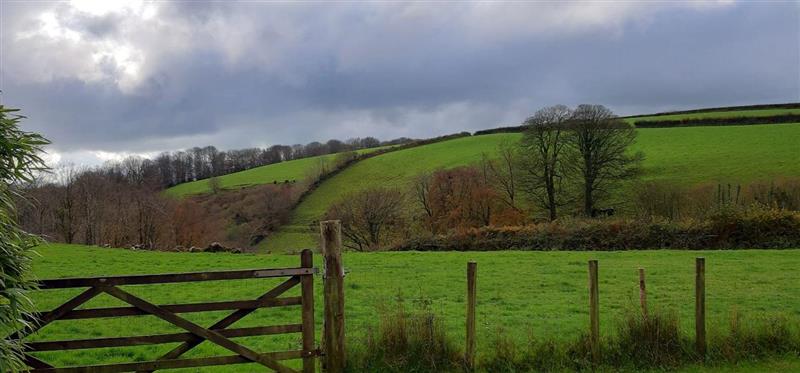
[265,134,518,250]
[266,123,800,251]
[167,106,799,198]
[165,147,388,197]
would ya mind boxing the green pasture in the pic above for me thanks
[28,244,800,372]
[267,124,800,251]
[165,147,388,198]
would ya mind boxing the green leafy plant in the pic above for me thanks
[0,105,49,372]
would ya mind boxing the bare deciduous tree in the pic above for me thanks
[325,187,407,251]
[517,105,572,220]
[565,104,643,216]
[482,140,520,212]
[413,172,434,223]
[54,163,79,243]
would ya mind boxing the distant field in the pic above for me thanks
[30,244,800,372]
[165,147,388,197]
[267,123,800,251]
[624,108,800,123]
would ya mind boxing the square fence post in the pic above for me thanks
[695,257,706,358]
[320,220,346,373]
[466,261,477,370]
[588,260,600,367]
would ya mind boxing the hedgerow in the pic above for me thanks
[392,206,800,251]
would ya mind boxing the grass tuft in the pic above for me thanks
[710,310,800,362]
[608,309,690,369]
[347,296,464,372]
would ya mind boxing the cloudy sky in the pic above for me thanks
[1,1,798,166]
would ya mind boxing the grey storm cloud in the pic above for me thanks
[0,1,797,165]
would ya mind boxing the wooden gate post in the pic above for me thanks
[320,220,346,372]
[638,268,648,319]
[466,261,477,370]
[695,257,706,358]
[588,260,600,367]
[300,249,316,373]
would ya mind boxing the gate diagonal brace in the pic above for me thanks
[101,285,297,373]
[139,276,301,373]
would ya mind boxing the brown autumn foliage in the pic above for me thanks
[18,170,301,251]
[192,183,300,247]
[168,198,219,248]
[415,166,524,234]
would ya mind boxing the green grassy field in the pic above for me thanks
[28,244,800,372]
[165,147,389,198]
[624,108,800,123]
[267,123,800,251]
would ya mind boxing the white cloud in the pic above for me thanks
[4,0,794,169]
[8,0,155,92]
[6,1,735,93]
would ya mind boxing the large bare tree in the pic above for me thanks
[517,105,572,220]
[565,104,643,216]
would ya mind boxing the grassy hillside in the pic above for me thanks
[266,123,800,251]
[165,147,388,197]
[633,124,800,184]
[166,107,798,198]
[624,108,800,123]
[30,244,800,372]
[265,134,518,250]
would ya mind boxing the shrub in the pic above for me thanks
[0,106,49,372]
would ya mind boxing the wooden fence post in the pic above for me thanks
[300,249,315,373]
[695,257,706,358]
[588,260,600,366]
[320,220,345,373]
[466,261,477,370]
[638,268,648,319]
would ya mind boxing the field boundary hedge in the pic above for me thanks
[634,114,800,128]
[392,208,800,251]
[623,102,800,119]
[474,114,800,135]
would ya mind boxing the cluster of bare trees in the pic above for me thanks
[18,165,171,248]
[141,136,409,189]
[518,104,642,220]
[16,161,304,250]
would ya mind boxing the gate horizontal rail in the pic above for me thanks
[37,267,315,288]
[10,249,319,373]
[50,296,301,320]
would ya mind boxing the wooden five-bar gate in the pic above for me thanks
[12,249,321,373]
